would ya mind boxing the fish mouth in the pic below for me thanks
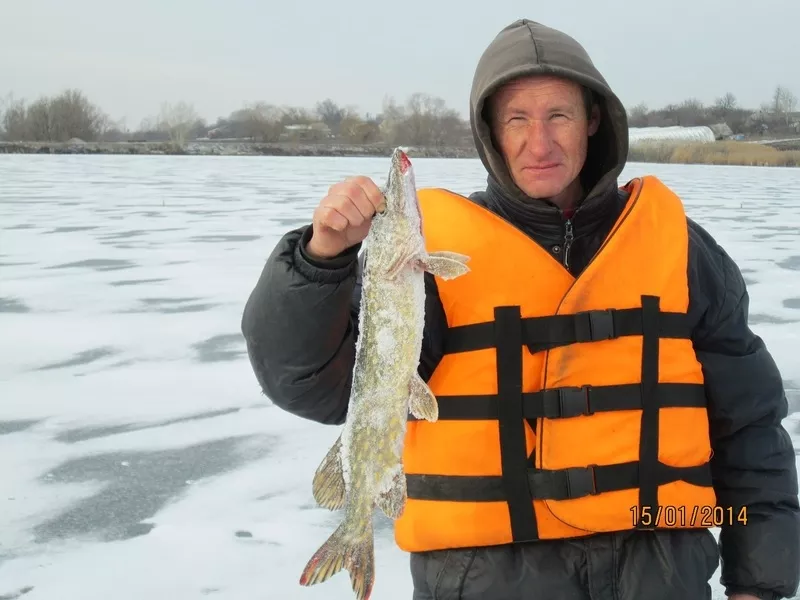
[383,148,418,218]
[398,150,412,174]
[391,147,412,175]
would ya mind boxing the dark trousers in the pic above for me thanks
[410,529,720,600]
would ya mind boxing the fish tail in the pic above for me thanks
[299,519,376,600]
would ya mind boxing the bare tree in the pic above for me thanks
[158,101,199,147]
[280,106,314,126]
[772,86,786,114]
[25,98,54,141]
[338,113,381,143]
[0,93,8,138]
[406,93,442,145]
[627,103,649,127]
[378,95,407,145]
[772,85,798,125]
[229,102,284,141]
[316,98,347,135]
[0,93,27,140]
[375,93,467,147]
[133,115,169,142]
[712,92,737,120]
[49,89,110,141]
[138,116,158,132]
[676,98,709,126]
[715,92,737,112]
[786,91,799,113]
[404,93,464,146]
[0,89,109,141]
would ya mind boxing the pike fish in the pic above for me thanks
[298,148,471,600]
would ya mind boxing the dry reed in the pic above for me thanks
[629,141,800,167]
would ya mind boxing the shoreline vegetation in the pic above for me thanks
[2,86,799,167]
[1,139,799,167]
[629,140,800,167]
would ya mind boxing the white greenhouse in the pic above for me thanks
[628,126,716,145]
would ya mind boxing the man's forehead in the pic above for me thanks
[496,74,582,98]
[489,75,583,112]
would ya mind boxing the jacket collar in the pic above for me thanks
[480,174,623,245]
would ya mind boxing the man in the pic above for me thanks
[241,19,800,600]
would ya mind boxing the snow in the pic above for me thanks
[1,154,799,600]
[375,321,399,362]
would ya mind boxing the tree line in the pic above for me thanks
[1,85,798,147]
[0,90,473,147]
[628,86,798,134]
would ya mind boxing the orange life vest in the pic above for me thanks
[394,175,716,553]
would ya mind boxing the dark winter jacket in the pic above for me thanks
[241,18,800,600]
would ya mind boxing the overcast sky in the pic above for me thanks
[1,0,797,128]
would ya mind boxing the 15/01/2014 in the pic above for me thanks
[630,505,748,527]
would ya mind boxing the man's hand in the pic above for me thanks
[306,176,386,260]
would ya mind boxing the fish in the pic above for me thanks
[298,148,471,600]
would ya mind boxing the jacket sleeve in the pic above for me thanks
[240,225,362,425]
[687,219,800,600]
[240,225,447,426]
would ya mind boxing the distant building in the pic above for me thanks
[708,123,734,140]
[281,123,332,141]
[628,125,716,145]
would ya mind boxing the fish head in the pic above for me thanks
[382,147,422,226]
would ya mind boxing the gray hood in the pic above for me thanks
[470,19,629,206]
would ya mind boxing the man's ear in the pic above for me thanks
[588,104,601,137]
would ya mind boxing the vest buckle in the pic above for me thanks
[574,309,616,342]
[565,465,598,498]
[555,386,593,418]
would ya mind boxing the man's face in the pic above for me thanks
[489,75,600,208]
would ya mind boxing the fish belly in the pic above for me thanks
[341,271,425,505]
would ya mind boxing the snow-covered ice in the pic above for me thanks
[0,155,798,600]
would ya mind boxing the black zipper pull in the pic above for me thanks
[563,219,574,269]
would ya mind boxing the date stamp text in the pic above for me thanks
[630,505,748,527]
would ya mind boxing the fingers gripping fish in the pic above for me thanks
[298,148,471,600]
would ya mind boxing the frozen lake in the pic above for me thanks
[1,155,799,600]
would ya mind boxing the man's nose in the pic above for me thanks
[525,119,554,159]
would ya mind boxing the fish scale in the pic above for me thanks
[298,148,471,600]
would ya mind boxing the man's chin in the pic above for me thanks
[518,182,567,202]
[515,169,568,198]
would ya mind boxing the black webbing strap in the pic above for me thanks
[407,382,707,421]
[527,462,712,500]
[405,462,713,502]
[443,308,691,355]
[635,295,661,529]
[494,306,538,542]
[407,299,706,526]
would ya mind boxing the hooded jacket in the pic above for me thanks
[241,19,799,600]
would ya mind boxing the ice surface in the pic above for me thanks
[1,155,799,599]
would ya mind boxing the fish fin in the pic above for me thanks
[375,466,407,519]
[299,519,375,600]
[418,251,470,280]
[385,241,422,280]
[409,373,438,422]
[312,435,346,511]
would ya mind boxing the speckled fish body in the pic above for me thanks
[298,148,471,600]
